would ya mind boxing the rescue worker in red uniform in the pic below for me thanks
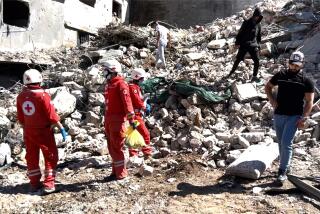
[128,68,152,158]
[103,60,136,180]
[16,69,67,194]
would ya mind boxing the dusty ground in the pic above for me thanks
[1,152,320,214]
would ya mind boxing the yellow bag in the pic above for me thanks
[125,121,146,149]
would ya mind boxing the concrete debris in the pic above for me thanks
[51,87,77,119]
[0,0,319,189]
[0,143,13,167]
[226,143,279,179]
[234,83,259,102]
[207,39,227,49]
[138,164,154,176]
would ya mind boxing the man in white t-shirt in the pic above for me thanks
[152,21,171,69]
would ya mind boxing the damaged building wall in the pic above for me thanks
[0,0,129,51]
[0,0,65,51]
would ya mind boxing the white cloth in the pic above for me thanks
[156,24,169,45]
[156,43,166,68]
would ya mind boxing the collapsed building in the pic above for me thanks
[0,0,129,51]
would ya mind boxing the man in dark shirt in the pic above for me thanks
[227,8,263,82]
[265,51,314,182]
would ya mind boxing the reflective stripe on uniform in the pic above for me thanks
[44,169,56,177]
[27,169,41,177]
[113,160,125,167]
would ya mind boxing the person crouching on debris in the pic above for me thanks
[128,68,152,159]
[103,59,136,180]
[16,69,67,194]
[265,51,314,182]
[227,7,263,82]
[151,21,171,69]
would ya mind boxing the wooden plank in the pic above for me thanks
[288,174,320,201]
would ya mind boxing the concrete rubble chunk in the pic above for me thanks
[217,160,226,168]
[203,135,218,148]
[180,99,191,109]
[190,138,202,149]
[237,135,251,149]
[63,81,84,90]
[160,148,171,157]
[159,108,169,118]
[97,49,124,63]
[185,52,204,61]
[190,131,204,141]
[88,93,105,106]
[128,156,144,168]
[177,135,189,148]
[139,51,148,59]
[0,107,8,116]
[138,164,154,176]
[241,132,265,143]
[186,106,202,126]
[151,126,164,137]
[51,87,77,119]
[54,134,72,148]
[207,39,227,49]
[226,143,279,179]
[84,111,101,127]
[234,83,259,102]
[0,143,13,167]
[0,115,10,129]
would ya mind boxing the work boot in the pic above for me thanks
[29,184,42,193]
[105,174,117,182]
[42,186,56,195]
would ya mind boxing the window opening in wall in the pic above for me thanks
[79,0,96,7]
[113,1,122,18]
[78,31,90,45]
[3,0,30,28]
[0,62,46,88]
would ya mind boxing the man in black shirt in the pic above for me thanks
[227,8,263,82]
[265,51,314,182]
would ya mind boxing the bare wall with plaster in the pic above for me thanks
[0,0,128,51]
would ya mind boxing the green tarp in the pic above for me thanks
[140,77,231,104]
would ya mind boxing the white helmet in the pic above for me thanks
[289,51,304,66]
[23,69,43,85]
[102,59,122,76]
[131,68,146,80]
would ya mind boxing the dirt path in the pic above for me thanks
[0,154,319,213]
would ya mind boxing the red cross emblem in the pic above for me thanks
[22,101,35,116]
[25,104,32,112]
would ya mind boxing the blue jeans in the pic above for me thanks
[273,114,301,173]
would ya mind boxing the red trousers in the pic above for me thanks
[105,121,128,179]
[24,127,58,189]
[129,116,152,157]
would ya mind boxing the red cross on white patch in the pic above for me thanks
[22,101,35,116]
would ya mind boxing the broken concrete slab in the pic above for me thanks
[51,87,77,119]
[234,83,259,102]
[185,52,205,61]
[226,143,279,179]
[207,39,227,49]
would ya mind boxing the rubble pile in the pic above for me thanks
[1,0,320,176]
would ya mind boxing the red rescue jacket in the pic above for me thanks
[17,85,60,128]
[128,82,146,116]
[104,76,134,122]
